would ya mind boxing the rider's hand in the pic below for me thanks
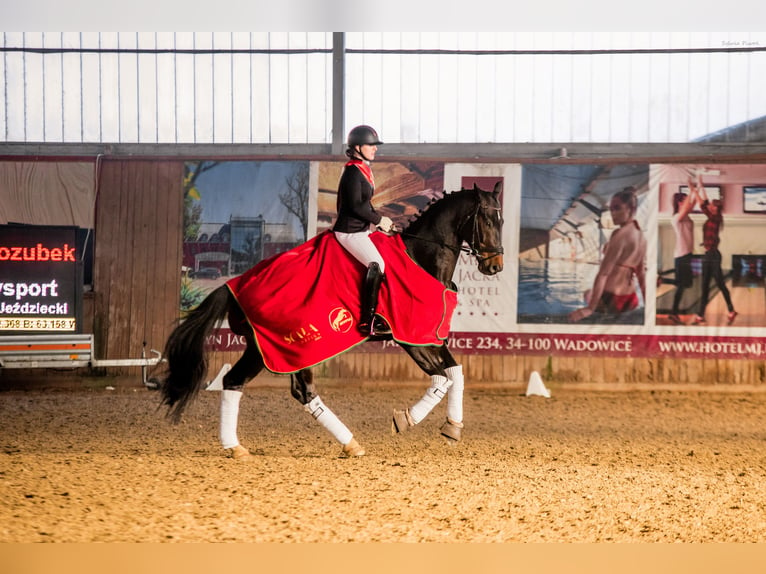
[377,216,394,233]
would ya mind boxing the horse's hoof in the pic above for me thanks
[228,444,252,460]
[341,438,366,457]
[440,418,464,442]
[391,408,414,434]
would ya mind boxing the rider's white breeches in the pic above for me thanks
[334,230,386,273]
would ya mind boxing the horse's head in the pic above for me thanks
[460,182,504,275]
[400,182,504,282]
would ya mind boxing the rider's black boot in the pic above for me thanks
[358,262,391,337]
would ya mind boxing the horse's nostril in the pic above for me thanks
[480,260,504,275]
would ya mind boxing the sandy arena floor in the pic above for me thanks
[1,376,765,543]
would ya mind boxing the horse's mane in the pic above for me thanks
[401,187,474,234]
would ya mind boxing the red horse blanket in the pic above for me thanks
[226,231,457,374]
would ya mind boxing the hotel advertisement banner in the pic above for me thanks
[188,160,766,360]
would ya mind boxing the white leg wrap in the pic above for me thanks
[220,389,242,449]
[304,396,353,446]
[445,365,464,424]
[408,375,453,424]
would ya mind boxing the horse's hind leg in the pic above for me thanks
[219,344,265,459]
[290,369,365,457]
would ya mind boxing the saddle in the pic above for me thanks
[226,230,457,373]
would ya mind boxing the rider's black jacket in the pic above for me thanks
[332,160,382,234]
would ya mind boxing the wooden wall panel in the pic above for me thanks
[0,161,95,227]
[93,160,183,373]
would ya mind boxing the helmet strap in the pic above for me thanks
[348,145,372,163]
[357,145,373,163]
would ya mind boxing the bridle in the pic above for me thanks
[461,198,504,264]
[400,193,504,264]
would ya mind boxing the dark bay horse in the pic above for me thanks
[160,182,504,458]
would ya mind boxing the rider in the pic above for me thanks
[332,125,395,337]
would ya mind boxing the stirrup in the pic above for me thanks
[358,315,392,337]
[357,320,373,336]
[391,408,415,434]
[371,316,391,336]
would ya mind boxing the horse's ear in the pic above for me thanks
[493,181,503,194]
[473,183,479,191]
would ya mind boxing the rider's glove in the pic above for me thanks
[377,216,394,233]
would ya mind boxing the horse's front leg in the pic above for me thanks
[290,369,365,457]
[394,344,464,441]
[440,346,465,442]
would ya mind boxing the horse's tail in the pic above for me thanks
[160,285,232,423]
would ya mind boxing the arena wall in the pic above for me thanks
[2,153,765,387]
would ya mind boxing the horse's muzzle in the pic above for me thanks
[479,255,504,275]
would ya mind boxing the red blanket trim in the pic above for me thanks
[226,231,457,373]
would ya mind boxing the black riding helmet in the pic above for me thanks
[346,125,383,160]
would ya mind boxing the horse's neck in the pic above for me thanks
[404,199,467,285]
[417,244,459,286]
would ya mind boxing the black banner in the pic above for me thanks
[0,224,83,333]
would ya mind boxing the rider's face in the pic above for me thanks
[359,144,377,160]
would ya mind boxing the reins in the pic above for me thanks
[398,230,474,255]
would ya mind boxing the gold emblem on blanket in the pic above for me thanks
[328,307,354,334]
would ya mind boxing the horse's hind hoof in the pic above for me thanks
[341,438,366,457]
[227,444,252,460]
[391,408,414,434]
[440,418,464,442]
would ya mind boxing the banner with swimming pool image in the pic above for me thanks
[517,164,652,326]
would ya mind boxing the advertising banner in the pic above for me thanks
[0,224,83,333]
[191,160,766,361]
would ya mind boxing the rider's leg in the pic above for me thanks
[333,230,386,273]
[334,231,389,336]
[358,262,386,336]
